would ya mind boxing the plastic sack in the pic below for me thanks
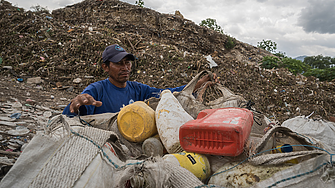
[175,70,246,118]
[281,116,335,153]
[145,70,246,119]
[207,125,335,188]
[0,114,204,188]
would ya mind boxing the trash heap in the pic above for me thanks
[0,0,334,123]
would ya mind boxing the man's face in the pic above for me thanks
[103,57,132,86]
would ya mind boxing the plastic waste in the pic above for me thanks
[7,126,30,136]
[10,113,21,119]
[205,55,218,68]
[142,135,164,157]
[179,107,253,156]
[117,101,157,142]
[272,144,299,164]
[163,151,210,181]
[155,90,193,154]
[0,121,16,127]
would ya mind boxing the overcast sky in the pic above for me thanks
[7,0,335,58]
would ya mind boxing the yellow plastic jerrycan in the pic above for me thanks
[162,151,211,181]
[117,101,157,142]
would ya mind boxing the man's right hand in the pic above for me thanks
[69,94,102,114]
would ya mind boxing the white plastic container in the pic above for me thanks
[155,90,194,154]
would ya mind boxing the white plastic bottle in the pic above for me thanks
[155,90,194,154]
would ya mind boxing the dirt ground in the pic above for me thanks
[0,74,78,111]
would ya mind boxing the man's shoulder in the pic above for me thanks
[88,79,109,87]
[127,81,150,88]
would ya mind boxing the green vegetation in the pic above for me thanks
[257,39,277,53]
[199,18,224,34]
[304,55,334,69]
[260,56,279,69]
[304,67,335,81]
[135,0,144,7]
[281,57,311,75]
[258,39,335,81]
[30,5,49,13]
[199,18,235,49]
[224,35,236,50]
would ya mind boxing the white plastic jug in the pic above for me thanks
[155,90,194,153]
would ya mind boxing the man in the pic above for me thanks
[62,44,215,116]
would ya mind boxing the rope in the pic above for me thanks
[70,129,146,169]
[78,109,94,127]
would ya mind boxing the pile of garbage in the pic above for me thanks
[0,0,334,123]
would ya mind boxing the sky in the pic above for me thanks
[7,0,335,58]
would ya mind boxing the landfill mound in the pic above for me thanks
[1,0,334,124]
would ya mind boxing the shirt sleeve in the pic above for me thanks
[136,82,186,99]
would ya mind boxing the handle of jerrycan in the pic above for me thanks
[196,109,216,119]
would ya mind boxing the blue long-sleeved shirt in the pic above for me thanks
[62,78,185,116]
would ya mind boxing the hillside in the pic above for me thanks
[0,0,334,123]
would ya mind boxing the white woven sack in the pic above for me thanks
[0,114,205,188]
[0,115,123,188]
[251,154,335,188]
[281,116,335,153]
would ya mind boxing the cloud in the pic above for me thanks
[298,0,335,34]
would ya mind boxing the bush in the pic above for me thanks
[200,18,224,34]
[281,57,311,75]
[260,56,279,69]
[304,67,335,81]
[224,35,235,50]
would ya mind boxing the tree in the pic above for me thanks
[281,57,311,75]
[200,18,224,34]
[135,0,144,7]
[30,5,49,14]
[257,39,277,53]
[303,55,333,69]
[304,67,335,81]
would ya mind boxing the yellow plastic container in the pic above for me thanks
[163,151,211,181]
[117,101,157,142]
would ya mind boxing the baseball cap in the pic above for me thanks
[102,44,135,63]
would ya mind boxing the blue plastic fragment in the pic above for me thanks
[10,113,22,119]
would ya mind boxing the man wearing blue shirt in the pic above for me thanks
[62,44,215,116]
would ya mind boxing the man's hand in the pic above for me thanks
[69,94,102,113]
[193,73,219,92]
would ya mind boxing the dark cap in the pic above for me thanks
[102,44,135,63]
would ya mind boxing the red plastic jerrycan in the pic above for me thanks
[179,107,254,156]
